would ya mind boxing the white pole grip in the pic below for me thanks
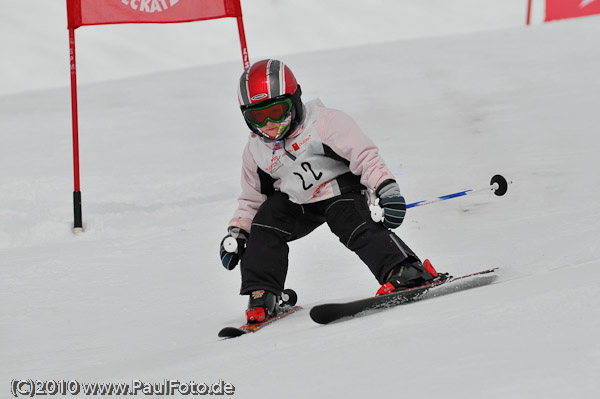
[223,236,238,253]
[370,204,384,223]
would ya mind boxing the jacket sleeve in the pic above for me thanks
[318,108,395,192]
[228,143,269,232]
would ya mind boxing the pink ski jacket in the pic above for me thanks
[229,99,395,232]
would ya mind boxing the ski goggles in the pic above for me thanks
[242,98,293,128]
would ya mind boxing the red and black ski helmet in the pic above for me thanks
[238,59,304,141]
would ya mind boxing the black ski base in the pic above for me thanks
[218,327,248,338]
[310,268,499,325]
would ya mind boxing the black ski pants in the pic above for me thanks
[239,191,420,295]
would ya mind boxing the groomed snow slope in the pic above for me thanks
[0,0,536,96]
[2,15,600,399]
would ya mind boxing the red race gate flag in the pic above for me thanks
[65,0,249,232]
[67,0,243,28]
[545,0,600,22]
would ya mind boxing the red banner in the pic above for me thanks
[67,0,242,29]
[545,0,600,21]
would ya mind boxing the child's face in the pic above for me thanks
[262,121,282,139]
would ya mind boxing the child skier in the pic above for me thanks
[220,59,438,323]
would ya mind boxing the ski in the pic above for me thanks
[218,305,303,339]
[310,268,499,325]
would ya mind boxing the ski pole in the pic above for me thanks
[370,174,511,222]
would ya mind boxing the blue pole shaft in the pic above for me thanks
[407,189,475,209]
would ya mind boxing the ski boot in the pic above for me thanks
[246,290,277,324]
[376,259,441,296]
[246,289,298,324]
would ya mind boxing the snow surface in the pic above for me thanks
[2,3,600,399]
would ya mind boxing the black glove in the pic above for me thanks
[376,180,406,229]
[219,227,249,270]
